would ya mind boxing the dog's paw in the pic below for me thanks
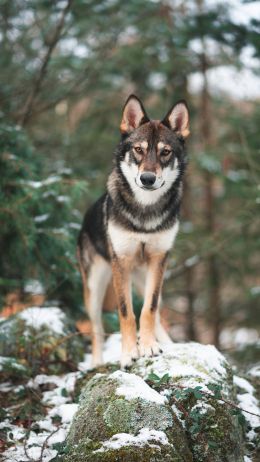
[139,339,162,358]
[120,346,139,369]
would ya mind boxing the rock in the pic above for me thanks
[0,306,85,375]
[61,339,245,462]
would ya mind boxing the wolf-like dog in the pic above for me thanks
[77,95,190,367]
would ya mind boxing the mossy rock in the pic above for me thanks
[58,341,245,462]
[62,370,192,462]
[0,306,85,375]
[131,342,244,462]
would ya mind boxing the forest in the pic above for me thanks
[0,1,259,461]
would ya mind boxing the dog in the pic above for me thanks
[77,94,190,368]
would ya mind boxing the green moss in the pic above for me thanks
[61,440,186,462]
[65,372,193,462]
[104,398,173,434]
[182,396,244,462]
[58,344,245,462]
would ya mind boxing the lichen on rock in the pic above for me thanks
[63,369,192,462]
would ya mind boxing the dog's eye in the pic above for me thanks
[161,148,171,157]
[134,146,143,154]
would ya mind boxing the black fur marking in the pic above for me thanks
[78,194,110,261]
[151,290,160,312]
[119,297,127,317]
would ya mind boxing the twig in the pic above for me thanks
[39,427,60,462]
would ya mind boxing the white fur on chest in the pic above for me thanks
[108,220,179,257]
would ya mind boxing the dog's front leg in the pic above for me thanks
[139,252,167,357]
[111,255,138,368]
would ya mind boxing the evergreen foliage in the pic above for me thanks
[0,0,259,338]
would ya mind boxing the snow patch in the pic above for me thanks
[49,403,78,423]
[135,342,229,393]
[112,370,166,404]
[78,332,121,371]
[94,428,169,453]
[18,307,66,335]
[220,327,259,349]
[24,279,45,295]
[234,376,254,394]
[34,213,50,223]
[21,175,61,189]
[247,365,260,378]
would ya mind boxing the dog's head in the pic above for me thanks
[117,95,189,203]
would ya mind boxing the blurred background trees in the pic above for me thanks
[0,0,259,350]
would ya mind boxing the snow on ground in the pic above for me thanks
[234,375,260,445]
[94,428,170,453]
[244,456,252,462]
[78,332,122,371]
[247,364,260,378]
[1,333,259,461]
[18,306,66,335]
[220,327,260,350]
[1,370,80,462]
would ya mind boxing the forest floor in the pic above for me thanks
[0,309,259,462]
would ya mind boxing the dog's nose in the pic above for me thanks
[140,172,156,188]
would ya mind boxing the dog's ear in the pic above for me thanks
[120,95,149,134]
[161,100,190,138]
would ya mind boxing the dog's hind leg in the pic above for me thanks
[133,267,173,346]
[79,255,111,367]
[155,305,173,345]
[139,252,168,357]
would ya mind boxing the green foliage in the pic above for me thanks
[0,0,259,336]
[0,307,86,374]
[0,122,87,310]
[147,372,171,386]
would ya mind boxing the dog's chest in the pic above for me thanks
[108,220,179,257]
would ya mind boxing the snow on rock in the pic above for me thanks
[94,428,170,453]
[18,306,66,335]
[112,370,166,404]
[132,341,231,394]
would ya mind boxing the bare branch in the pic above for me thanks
[19,0,73,127]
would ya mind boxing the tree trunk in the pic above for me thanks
[200,51,221,348]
